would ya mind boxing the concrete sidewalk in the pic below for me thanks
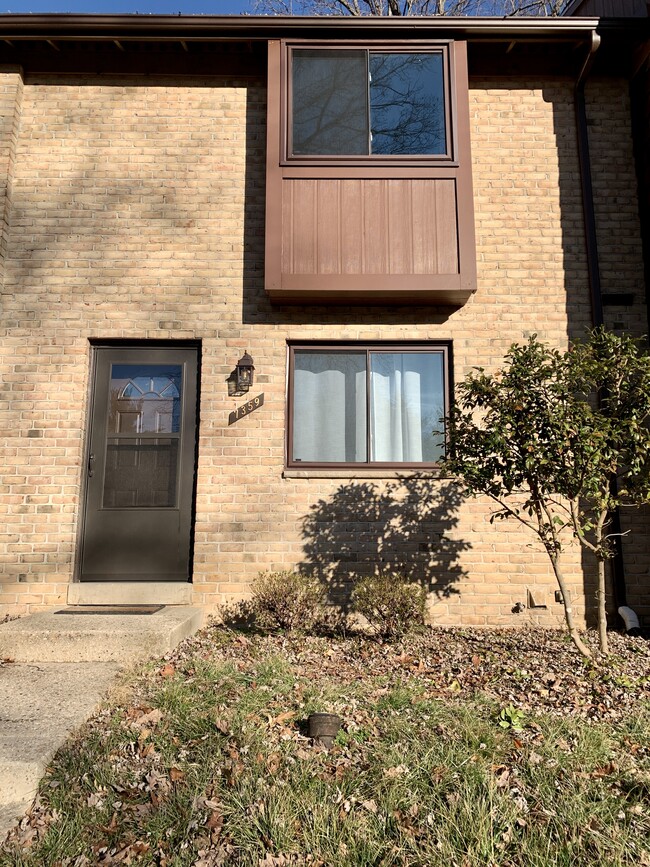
[0,606,204,841]
[0,660,120,840]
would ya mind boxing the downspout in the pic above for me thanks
[575,30,603,327]
[574,28,628,610]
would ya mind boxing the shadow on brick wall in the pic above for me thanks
[550,78,649,627]
[297,476,468,607]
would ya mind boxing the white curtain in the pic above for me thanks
[370,353,444,462]
[293,352,366,462]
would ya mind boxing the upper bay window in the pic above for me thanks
[291,49,448,158]
[265,40,476,304]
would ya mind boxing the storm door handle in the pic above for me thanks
[88,453,95,477]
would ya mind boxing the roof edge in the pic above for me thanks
[0,13,603,42]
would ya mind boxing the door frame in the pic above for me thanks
[74,339,201,584]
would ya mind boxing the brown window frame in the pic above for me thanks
[286,341,452,470]
[282,40,458,168]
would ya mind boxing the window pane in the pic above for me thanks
[108,364,182,435]
[293,352,367,462]
[369,352,445,462]
[103,438,179,508]
[369,53,446,155]
[292,50,368,155]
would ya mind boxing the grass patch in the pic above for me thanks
[1,628,649,866]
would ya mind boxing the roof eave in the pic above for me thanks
[0,13,604,43]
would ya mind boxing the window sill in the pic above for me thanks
[283,468,445,480]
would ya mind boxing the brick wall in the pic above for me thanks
[586,78,650,625]
[0,69,646,627]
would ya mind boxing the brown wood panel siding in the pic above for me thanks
[293,179,317,274]
[340,179,363,274]
[316,179,339,274]
[363,180,388,274]
[387,179,412,274]
[411,179,437,273]
[265,39,475,304]
[281,177,459,277]
[435,180,460,275]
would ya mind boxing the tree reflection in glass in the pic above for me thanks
[292,49,446,156]
[293,50,368,155]
[369,53,445,155]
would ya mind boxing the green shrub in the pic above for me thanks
[249,570,326,632]
[351,573,427,639]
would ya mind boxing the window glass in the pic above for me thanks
[369,53,446,155]
[290,347,446,465]
[292,351,367,462]
[291,49,446,157]
[104,438,179,508]
[292,49,368,155]
[369,352,445,462]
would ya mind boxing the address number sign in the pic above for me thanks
[228,393,264,425]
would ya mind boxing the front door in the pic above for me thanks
[79,346,198,582]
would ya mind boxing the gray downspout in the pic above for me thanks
[574,29,628,610]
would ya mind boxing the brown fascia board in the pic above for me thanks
[0,13,603,44]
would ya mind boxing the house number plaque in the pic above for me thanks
[228,393,264,425]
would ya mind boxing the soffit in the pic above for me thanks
[0,14,644,78]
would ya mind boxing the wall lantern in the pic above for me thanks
[228,351,255,397]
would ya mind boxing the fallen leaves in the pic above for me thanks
[2,623,649,866]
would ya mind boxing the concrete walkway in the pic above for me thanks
[0,661,120,839]
[0,606,203,841]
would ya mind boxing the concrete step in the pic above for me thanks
[0,606,204,663]
[68,582,193,606]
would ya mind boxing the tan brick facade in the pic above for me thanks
[0,67,647,626]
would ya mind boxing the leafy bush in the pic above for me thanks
[351,573,427,639]
[249,570,326,632]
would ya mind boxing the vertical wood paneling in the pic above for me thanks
[340,179,363,274]
[280,178,293,274]
[435,180,459,274]
[316,180,340,274]
[412,180,438,274]
[290,179,316,274]
[387,178,413,274]
[363,180,388,274]
[283,177,460,277]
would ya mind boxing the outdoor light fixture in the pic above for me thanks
[234,351,255,395]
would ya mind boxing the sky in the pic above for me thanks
[0,0,254,13]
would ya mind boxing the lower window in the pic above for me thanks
[287,343,450,467]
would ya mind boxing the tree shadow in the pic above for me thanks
[298,475,469,607]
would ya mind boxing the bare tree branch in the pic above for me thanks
[251,0,568,16]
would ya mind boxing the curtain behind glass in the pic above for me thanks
[370,352,444,462]
[293,352,367,462]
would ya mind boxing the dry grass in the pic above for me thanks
[1,625,649,866]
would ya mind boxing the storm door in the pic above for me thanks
[79,347,198,582]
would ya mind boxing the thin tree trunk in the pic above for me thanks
[596,556,609,654]
[593,509,610,654]
[550,554,592,659]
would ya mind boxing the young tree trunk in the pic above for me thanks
[550,554,592,659]
[596,556,609,654]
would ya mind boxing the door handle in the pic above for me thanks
[88,453,95,477]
